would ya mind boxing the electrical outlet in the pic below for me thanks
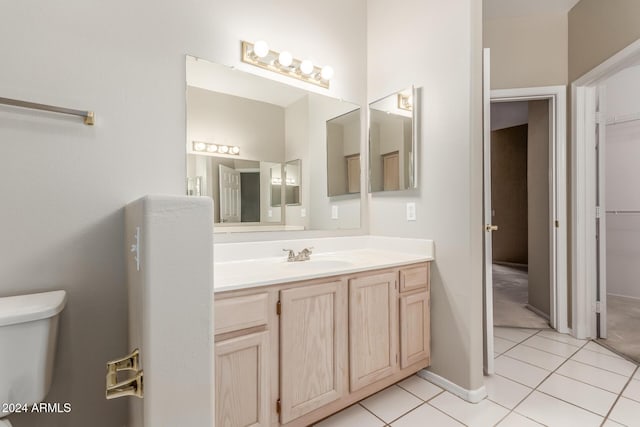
[268,209,273,218]
[331,205,339,219]
[406,202,416,221]
[301,208,306,217]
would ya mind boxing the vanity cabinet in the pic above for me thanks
[215,332,270,427]
[214,292,271,427]
[214,262,430,427]
[349,271,398,391]
[279,280,347,423]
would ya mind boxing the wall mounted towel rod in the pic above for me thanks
[0,96,95,125]
[606,112,640,126]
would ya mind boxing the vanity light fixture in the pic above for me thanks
[241,40,333,89]
[192,141,240,156]
[398,93,413,111]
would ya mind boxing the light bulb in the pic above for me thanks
[230,146,240,154]
[206,144,218,153]
[300,59,314,75]
[253,40,269,58]
[218,145,229,154]
[194,142,206,151]
[278,51,293,67]
[321,65,334,80]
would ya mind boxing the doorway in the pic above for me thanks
[482,69,569,373]
[490,100,551,329]
[572,39,640,350]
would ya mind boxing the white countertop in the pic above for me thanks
[214,236,434,292]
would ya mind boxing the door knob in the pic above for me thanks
[485,224,499,232]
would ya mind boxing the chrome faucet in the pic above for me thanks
[283,247,314,262]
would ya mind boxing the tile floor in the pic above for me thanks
[315,327,640,427]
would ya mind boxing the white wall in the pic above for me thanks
[605,65,640,299]
[368,0,485,391]
[0,1,366,426]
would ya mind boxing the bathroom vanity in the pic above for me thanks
[213,238,433,427]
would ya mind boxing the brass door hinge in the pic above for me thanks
[276,301,281,315]
[276,399,281,414]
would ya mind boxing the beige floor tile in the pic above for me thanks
[494,355,550,388]
[484,374,532,409]
[360,385,422,423]
[522,335,581,357]
[538,373,618,416]
[505,343,567,371]
[537,330,588,347]
[515,391,603,427]
[622,378,640,403]
[494,327,539,343]
[556,359,629,393]
[608,397,640,426]
[584,341,624,359]
[314,404,384,427]
[397,375,442,401]
[571,348,637,376]
[602,419,626,427]
[497,412,544,426]
[429,392,509,427]
[391,403,463,427]
[494,336,519,354]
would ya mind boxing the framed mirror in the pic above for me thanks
[185,56,362,233]
[369,87,418,192]
[327,109,361,197]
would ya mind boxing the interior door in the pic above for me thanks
[383,152,400,191]
[219,164,241,223]
[596,85,608,338]
[482,48,495,375]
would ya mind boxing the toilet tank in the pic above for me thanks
[0,291,67,406]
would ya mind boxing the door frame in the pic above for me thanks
[488,85,569,334]
[571,38,640,339]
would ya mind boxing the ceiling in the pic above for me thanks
[484,0,581,20]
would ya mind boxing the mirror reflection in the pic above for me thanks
[327,109,361,197]
[185,56,362,232]
[369,87,418,192]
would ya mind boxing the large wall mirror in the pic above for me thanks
[185,56,362,233]
[369,87,418,192]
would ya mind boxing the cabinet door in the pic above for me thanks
[215,331,270,427]
[349,271,398,391]
[279,280,347,424]
[400,291,430,368]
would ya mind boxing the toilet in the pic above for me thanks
[0,290,67,427]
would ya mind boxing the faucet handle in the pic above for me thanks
[304,246,314,253]
[283,249,295,260]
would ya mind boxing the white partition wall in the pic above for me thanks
[125,195,214,427]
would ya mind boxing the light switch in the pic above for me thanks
[331,205,339,219]
[301,208,306,217]
[406,202,416,221]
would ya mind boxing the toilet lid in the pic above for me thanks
[0,290,67,327]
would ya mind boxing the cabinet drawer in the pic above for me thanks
[399,264,429,293]
[214,293,269,335]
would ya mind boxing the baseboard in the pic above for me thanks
[417,370,487,403]
[525,304,551,320]
[607,292,640,301]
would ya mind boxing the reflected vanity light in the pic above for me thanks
[241,40,333,89]
[192,141,240,156]
[398,93,413,111]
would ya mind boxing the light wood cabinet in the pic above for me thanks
[215,331,270,427]
[279,280,347,424]
[348,271,399,391]
[400,290,430,368]
[214,262,430,427]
